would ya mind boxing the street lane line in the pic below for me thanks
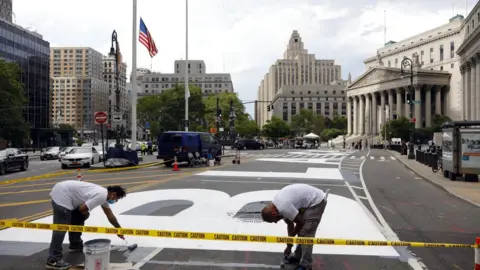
[131,247,164,269]
[370,156,374,160]
[381,156,385,160]
[358,196,368,200]
[199,179,346,187]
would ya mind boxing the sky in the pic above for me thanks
[13,0,478,116]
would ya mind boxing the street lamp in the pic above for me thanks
[401,56,415,159]
[109,30,123,146]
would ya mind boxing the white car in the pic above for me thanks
[61,147,100,169]
[58,147,74,161]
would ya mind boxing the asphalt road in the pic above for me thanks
[362,149,480,270]
[0,148,476,269]
[0,158,63,181]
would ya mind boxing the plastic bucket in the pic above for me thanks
[83,239,111,270]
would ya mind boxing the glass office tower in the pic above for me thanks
[0,19,50,132]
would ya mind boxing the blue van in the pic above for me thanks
[157,131,222,166]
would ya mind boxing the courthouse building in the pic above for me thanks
[457,1,480,120]
[346,15,464,137]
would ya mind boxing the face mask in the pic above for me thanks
[107,200,116,205]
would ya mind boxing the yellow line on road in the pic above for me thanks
[0,171,188,190]
[0,179,169,196]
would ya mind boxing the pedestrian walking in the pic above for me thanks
[261,184,328,270]
[46,180,127,270]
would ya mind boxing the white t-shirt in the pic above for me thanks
[50,180,110,211]
[272,184,325,221]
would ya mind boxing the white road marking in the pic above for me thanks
[132,247,164,269]
[196,168,344,180]
[199,179,346,187]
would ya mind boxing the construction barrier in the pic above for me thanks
[475,237,480,270]
[0,220,478,248]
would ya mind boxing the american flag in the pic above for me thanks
[139,18,158,58]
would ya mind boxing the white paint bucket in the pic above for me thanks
[83,239,111,270]
[208,160,214,167]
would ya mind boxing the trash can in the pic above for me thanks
[83,239,111,270]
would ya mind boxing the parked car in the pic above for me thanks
[0,148,29,175]
[157,131,222,167]
[60,147,100,169]
[58,147,74,161]
[234,139,265,150]
[40,146,61,160]
[93,145,106,161]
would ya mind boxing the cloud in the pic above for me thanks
[12,0,478,117]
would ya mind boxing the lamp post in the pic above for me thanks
[109,30,123,147]
[401,56,416,159]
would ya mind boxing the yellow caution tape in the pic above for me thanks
[0,220,477,248]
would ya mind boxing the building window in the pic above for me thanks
[440,66,443,71]
[388,60,391,67]
[439,45,444,61]
[472,19,475,29]
[450,41,455,58]
[451,63,454,68]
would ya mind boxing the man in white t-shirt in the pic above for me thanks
[46,180,127,270]
[261,184,328,270]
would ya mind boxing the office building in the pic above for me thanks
[346,15,464,138]
[139,60,234,96]
[0,19,50,138]
[271,82,349,123]
[0,0,12,22]
[102,55,128,131]
[457,1,480,120]
[50,47,108,131]
[256,30,343,127]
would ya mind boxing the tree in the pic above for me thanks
[262,116,291,141]
[235,119,260,138]
[381,116,412,141]
[330,113,348,130]
[137,84,206,137]
[0,60,29,145]
[203,92,248,130]
[290,109,325,136]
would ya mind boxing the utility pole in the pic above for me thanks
[229,99,235,140]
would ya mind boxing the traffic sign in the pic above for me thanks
[94,111,108,124]
[145,122,151,129]
[113,115,122,123]
[410,117,416,123]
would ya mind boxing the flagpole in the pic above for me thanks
[184,0,189,131]
[131,0,138,149]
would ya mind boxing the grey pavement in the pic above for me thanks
[0,159,62,182]
[363,149,480,270]
[0,148,413,269]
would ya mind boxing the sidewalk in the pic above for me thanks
[390,150,480,207]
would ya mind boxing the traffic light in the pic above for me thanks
[267,105,271,112]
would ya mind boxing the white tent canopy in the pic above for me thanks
[303,133,320,139]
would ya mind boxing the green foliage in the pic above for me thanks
[381,116,413,141]
[290,109,325,136]
[203,92,248,128]
[262,116,291,140]
[137,84,206,137]
[330,114,348,130]
[432,114,451,132]
[235,119,260,139]
[321,128,345,141]
[0,60,29,143]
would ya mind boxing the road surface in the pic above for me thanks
[0,148,476,269]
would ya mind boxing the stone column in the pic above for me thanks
[396,89,403,119]
[425,86,432,127]
[471,58,477,120]
[347,98,352,135]
[371,93,377,134]
[414,85,422,129]
[477,54,480,119]
[353,97,358,134]
[388,90,394,120]
[435,87,442,115]
[359,96,365,135]
[379,91,385,128]
[466,62,472,120]
[365,95,371,135]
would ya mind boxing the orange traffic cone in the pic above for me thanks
[76,168,82,181]
[172,156,180,171]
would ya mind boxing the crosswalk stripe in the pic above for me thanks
[360,156,365,159]
[390,156,396,160]
[370,156,374,160]
[380,156,385,160]
[350,156,355,159]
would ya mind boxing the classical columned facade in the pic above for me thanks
[346,67,451,136]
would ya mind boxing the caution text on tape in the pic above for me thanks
[0,221,477,248]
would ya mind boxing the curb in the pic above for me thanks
[389,151,480,208]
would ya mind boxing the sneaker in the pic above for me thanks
[68,245,83,252]
[46,260,72,270]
